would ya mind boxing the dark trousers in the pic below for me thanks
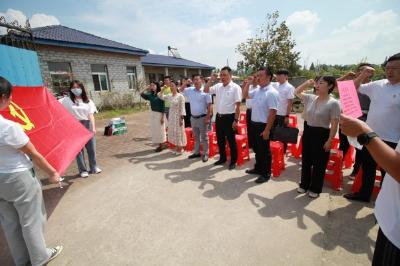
[184,102,191,128]
[252,122,272,177]
[372,228,400,266]
[274,115,288,153]
[339,129,350,157]
[215,113,237,164]
[351,148,362,176]
[246,108,254,149]
[358,140,397,200]
[300,122,330,194]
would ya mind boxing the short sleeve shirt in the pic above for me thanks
[0,115,33,173]
[182,87,212,116]
[249,84,279,123]
[303,94,341,129]
[375,140,400,249]
[271,81,295,116]
[245,85,259,109]
[359,79,400,143]
[60,97,97,121]
[209,81,242,114]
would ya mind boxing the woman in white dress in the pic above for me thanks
[158,81,187,154]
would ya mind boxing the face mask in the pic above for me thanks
[71,88,82,96]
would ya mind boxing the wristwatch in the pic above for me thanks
[357,132,378,145]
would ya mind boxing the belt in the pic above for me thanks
[252,121,267,126]
[216,113,234,118]
[191,114,207,119]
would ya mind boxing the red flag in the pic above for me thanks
[0,86,93,175]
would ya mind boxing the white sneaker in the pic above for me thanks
[308,192,319,198]
[297,187,306,194]
[80,171,89,178]
[94,167,102,174]
[47,246,63,263]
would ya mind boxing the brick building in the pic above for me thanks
[33,25,147,98]
[142,54,214,83]
[32,25,214,103]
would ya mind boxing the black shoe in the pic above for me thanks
[155,146,163,152]
[255,175,270,184]
[245,168,260,175]
[188,153,201,159]
[343,193,370,203]
[202,154,208,162]
[229,163,236,170]
[214,159,226,165]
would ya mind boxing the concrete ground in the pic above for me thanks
[1,111,377,266]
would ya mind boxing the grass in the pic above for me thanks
[95,105,149,120]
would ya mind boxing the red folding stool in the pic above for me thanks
[288,114,298,128]
[351,167,382,199]
[239,112,247,124]
[324,149,343,191]
[270,141,285,177]
[185,128,194,152]
[293,132,303,159]
[207,131,219,158]
[237,123,247,136]
[343,145,355,169]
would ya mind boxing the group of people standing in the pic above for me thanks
[1,51,399,265]
[140,53,400,265]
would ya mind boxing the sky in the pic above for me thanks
[1,0,399,69]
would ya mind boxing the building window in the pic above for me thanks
[91,64,109,91]
[48,62,72,95]
[148,73,156,82]
[126,66,137,90]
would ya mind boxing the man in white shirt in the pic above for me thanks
[242,67,279,183]
[271,69,295,153]
[344,53,400,202]
[340,113,400,266]
[204,66,242,170]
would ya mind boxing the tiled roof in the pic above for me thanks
[142,54,214,69]
[32,25,148,56]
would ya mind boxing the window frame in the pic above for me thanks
[91,64,110,92]
[126,66,137,90]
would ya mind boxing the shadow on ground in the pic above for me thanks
[248,189,376,260]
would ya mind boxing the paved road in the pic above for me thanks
[1,111,377,265]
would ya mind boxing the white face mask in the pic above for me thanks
[71,88,82,96]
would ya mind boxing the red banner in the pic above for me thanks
[0,86,93,175]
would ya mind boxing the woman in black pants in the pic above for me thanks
[294,76,341,198]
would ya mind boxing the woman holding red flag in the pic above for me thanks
[0,76,63,266]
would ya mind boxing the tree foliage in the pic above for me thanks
[299,62,386,80]
[236,11,301,76]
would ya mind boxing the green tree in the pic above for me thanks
[236,11,301,75]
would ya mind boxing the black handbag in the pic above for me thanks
[271,126,299,144]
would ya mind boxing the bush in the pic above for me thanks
[94,79,149,111]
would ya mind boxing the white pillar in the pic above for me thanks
[165,67,169,76]
[198,69,202,75]
[184,68,187,77]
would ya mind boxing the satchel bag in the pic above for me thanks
[271,126,299,144]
